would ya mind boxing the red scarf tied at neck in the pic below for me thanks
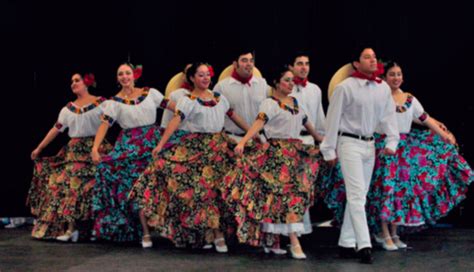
[351,71,382,84]
[293,77,308,87]
[180,82,193,91]
[231,69,252,86]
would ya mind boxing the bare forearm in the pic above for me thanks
[429,117,448,131]
[36,128,60,150]
[166,100,176,112]
[230,113,250,132]
[157,116,181,148]
[92,123,109,151]
[240,120,264,146]
[304,122,323,143]
[425,117,451,139]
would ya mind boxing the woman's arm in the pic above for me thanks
[430,117,448,132]
[424,116,456,144]
[31,127,60,160]
[166,100,176,112]
[152,115,182,157]
[91,122,109,163]
[229,112,250,132]
[234,119,265,156]
[303,121,324,144]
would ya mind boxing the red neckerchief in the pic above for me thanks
[293,77,308,87]
[231,69,252,86]
[351,71,382,83]
[181,82,193,91]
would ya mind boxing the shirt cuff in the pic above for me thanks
[321,149,337,161]
[385,141,398,153]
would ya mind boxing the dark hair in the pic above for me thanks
[118,62,134,70]
[185,62,209,87]
[350,43,377,63]
[289,50,310,66]
[270,65,293,89]
[71,72,85,79]
[233,46,255,62]
[383,60,401,77]
[71,72,96,88]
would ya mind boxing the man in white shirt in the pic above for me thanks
[320,46,399,264]
[286,52,326,235]
[213,49,270,142]
[288,52,326,145]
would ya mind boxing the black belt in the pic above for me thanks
[300,131,310,136]
[339,132,374,141]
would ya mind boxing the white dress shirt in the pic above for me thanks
[213,76,270,134]
[290,82,326,135]
[320,77,399,160]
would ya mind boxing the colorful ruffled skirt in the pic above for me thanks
[367,129,473,232]
[321,129,473,233]
[28,137,112,239]
[316,160,346,227]
[223,139,320,247]
[91,125,163,242]
[130,132,235,247]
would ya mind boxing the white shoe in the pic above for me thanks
[202,244,213,249]
[373,234,384,244]
[4,223,18,229]
[214,237,228,253]
[4,218,26,229]
[56,230,79,243]
[289,244,306,259]
[141,234,153,248]
[392,235,407,249]
[374,234,398,251]
[263,247,287,255]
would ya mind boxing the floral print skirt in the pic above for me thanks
[91,125,164,242]
[321,129,473,234]
[130,132,235,247]
[222,138,320,246]
[28,136,112,239]
[367,129,473,233]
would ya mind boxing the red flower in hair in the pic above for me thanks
[83,73,96,88]
[375,62,385,77]
[207,65,215,78]
[133,65,143,80]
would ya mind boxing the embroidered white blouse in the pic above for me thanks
[55,97,107,138]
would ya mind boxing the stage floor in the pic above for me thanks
[1,226,473,271]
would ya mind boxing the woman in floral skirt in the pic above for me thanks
[90,63,176,243]
[28,72,112,241]
[225,66,323,259]
[367,61,472,250]
[130,62,249,251]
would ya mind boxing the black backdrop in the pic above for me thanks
[3,1,473,226]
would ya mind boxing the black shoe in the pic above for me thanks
[338,246,358,258]
[358,247,374,264]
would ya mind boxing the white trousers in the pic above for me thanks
[336,136,375,250]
